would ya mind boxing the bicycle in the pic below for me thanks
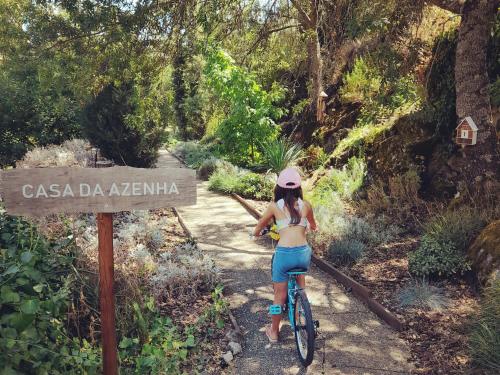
[251,227,319,367]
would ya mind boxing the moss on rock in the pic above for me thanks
[468,220,500,285]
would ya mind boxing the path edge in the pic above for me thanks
[172,207,244,339]
[231,193,404,332]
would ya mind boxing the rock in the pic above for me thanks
[228,341,242,355]
[222,350,234,364]
[467,220,500,285]
[225,329,239,342]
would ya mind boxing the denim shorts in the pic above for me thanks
[271,244,312,282]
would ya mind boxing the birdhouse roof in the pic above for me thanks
[456,116,478,131]
[320,91,328,97]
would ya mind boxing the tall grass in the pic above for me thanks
[469,280,500,372]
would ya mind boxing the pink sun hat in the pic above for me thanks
[277,167,301,189]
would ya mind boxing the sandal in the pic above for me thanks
[265,324,278,343]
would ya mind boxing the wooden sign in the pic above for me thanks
[0,166,196,216]
[0,163,197,375]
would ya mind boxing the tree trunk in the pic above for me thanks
[451,0,499,191]
[307,28,324,122]
[173,50,188,141]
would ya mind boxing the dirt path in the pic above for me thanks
[158,150,414,375]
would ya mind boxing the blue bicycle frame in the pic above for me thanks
[286,270,306,327]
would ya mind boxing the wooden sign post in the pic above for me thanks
[0,166,196,375]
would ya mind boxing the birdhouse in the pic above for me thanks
[455,116,478,146]
[316,91,328,123]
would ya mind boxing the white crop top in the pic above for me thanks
[275,198,308,231]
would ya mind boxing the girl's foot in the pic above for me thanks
[265,324,278,343]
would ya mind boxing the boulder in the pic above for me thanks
[467,220,500,285]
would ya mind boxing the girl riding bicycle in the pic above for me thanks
[252,167,317,343]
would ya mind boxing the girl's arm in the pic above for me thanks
[305,201,318,231]
[253,203,275,236]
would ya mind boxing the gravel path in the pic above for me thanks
[158,150,414,375]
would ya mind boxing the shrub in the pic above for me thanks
[408,208,484,277]
[16,139,94,168]
[208,169,274,200]
[311,156,366,203]
[197,157,236,180]
[469,280,500,372]
[0,212,101,373]
[208,168,241,195]
[235,173,274,201]
[328,239,365,266]
[396,280,449,310]
[359,169,424,225]
[259,138,303,173]
[83,82,165,167]
[409,235,471,277]
[172,141,215,169]
[151,241,219,300]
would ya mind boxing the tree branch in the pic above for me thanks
[425,0,464,14]
[245,23,300,56]
[289,0,313,28]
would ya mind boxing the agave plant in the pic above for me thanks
[260,138,303,174]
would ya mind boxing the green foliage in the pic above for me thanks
[83,82,166,167]
[204,47,284,165]
[0,56,82,167]
[236,173,275,201]
[408,208,485,277]
[259,138,303,173]
[310,156,366,203]
[397,280,449,310]
[328,239,365,266]
[469,280,500,372]
[335,55,421,157]
[208,169,274,201]
[301,145,329,171]
[172,141,216,169]
[119,285,228,374]
[0,211,101,374]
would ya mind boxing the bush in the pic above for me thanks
[235,173,274,201]
[259,138,303,173]
[328,239,365,266]
[172,141,215,169]
[310,156,366,203]
[208,168,241,195]
[151,241,219,300]
[208,169,274,201]
[0,212,101,373]
[16,139,94,168]
[396,280,449,310]
[408,208,484,277]
[83,82,165,167]
[469,280,500,372]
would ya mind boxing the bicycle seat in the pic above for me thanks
[287,267,307,274]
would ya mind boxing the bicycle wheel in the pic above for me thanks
[293,289,315,367]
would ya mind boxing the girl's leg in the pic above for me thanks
[296,274,306,289]
[268,281,287,339]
